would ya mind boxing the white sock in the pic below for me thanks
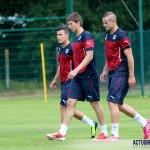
[60,123,63,128]
[133,113,147,127]
[111,123,119,137]
[81,115,94,126]
[100,124,108,136]
[59,123,68,135]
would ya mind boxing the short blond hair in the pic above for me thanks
[102,11,117,21]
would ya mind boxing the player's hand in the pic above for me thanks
[100,71,107,83]
[68,69,78,79]
[50,80,57,89]
[128,76,136,87]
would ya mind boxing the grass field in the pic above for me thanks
[0,95,150,150]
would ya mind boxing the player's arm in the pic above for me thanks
[50,65,60,89]
[124,48,136,87]
[100,62,108,83]
[68,50,93,79]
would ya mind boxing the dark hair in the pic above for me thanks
[57,26,70,34]
[66,12,83,27]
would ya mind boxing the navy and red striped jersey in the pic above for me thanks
[105,28,131,73]
[58,43,73,82]
[72,30,99,78]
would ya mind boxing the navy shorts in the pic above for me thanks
[60,81,71,106]
[68,77,100,102]
[107,76,129,105]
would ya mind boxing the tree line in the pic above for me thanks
[0,0,149,31]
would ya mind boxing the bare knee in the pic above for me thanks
[67,99,76,108]
[118,104,123,112]
[90,101,99,109]
[60,105,67,111]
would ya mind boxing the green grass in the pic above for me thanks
[0,95,150,150]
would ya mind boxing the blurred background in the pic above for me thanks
[0,0,149,99]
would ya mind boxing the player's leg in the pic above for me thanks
[45,78,81,141]
[60,78,98,139]
[59,81,72,124]
[113,75,150,139]
[46,98,77,141]
[90,101,108,140]
[46,82,68,140]
[83,78,108,140]
[74,109,98,138]
[119,103,150,139]
[62,80,98,138]
[106,76,129,141]
[46,79,98,140]
[60,105,67,123]
[46,105,67,139]
[107,101,120,141]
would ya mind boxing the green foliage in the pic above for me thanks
[0,0,150,31]
[73,0,149,31]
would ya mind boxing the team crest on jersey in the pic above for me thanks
[78,36,81,40]
[113,34,117,40]
[65,48,69,53]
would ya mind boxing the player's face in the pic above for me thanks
[68,21,78,33]
[57,30,68,44]
[102,16,114,31]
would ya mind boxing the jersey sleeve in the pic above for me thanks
[83,32,94,51]
[118,31,131,51]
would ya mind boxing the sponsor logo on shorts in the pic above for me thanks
[62,100,67,105]
[88,95,93,99]
[110,96,115,100]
